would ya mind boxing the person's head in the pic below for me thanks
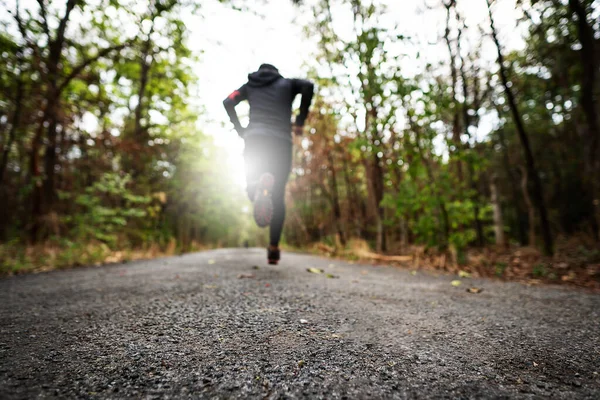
[247,63,282,86]
[259,63,278,72]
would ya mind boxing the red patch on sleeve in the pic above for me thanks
[228,90,240,100]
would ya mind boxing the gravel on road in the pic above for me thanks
[1,248,599,399]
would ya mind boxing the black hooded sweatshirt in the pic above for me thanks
[223,64,314,142]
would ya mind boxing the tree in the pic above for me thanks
[307,0,407,252]
[567,0,600,241]
[7,0,131,240]
[486,0,554,255]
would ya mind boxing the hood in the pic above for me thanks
[247,64,282,87]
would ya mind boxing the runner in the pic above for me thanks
[223,63,314,264]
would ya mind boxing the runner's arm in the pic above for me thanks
[291,79,314,127]
[223,84,248,135]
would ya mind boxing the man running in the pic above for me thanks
[223,63,314,265]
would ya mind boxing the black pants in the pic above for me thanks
[243,136,292,246]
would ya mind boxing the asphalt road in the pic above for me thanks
[1,248,599,399]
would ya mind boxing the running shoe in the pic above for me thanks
[253,172,275,228]
[267,246,280,265]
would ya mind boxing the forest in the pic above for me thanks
[0,0,599,286]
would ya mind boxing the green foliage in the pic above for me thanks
[61,173,151,247]
[495,262,508,277]
[0,239,116,274]
[0,0,260,261]
[447,201,477,248]
[0,241,37,275]
[532,263,548,278]
[53,240,112,269]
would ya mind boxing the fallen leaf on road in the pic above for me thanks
[307,267,324,274]
[252,265,260,270]
[561,272,576,281]
[451,280,462,286]
[325,274,339,279]
[208,259,215,265]
[458,270,472,278]
[410,270,417,276]
[533,362,538,367]
[237,274,255,279]
[466,287,483,294]
[299,319,308,324]
[297,360,305,368]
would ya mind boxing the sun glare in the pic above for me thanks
[211,130,247,189]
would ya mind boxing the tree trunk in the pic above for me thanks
[455,21,485,247]
[496,124,528,245]
[467,164,485,246]
[389,137,408,252]
[42,92,60,213]
[568,0,600,241]
[362,100,386,252]
[443,1,464,181]
[0,73,23,187]
[486,0,553,255]
[0,73,23,239]
[134,35,153,139]
[371,150,386,252]
[29,124,44,243]
[327,151,346,246]
[490,174,505,246]
[342,156,361,238]
[40,0,78,217]
[519,166,536,247]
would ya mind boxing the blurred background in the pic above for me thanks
[0,0,598,286]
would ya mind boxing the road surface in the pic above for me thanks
[1,249,599,399]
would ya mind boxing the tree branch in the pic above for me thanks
[36,0,50,37]
[12,0,28,41]
[55,0,78,45]
[58,43,128,93]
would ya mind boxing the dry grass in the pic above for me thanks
[0,238,210,276]
[3,236,598,290]
[309,237,600,290]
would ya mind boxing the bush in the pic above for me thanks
[60,173,152,248]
